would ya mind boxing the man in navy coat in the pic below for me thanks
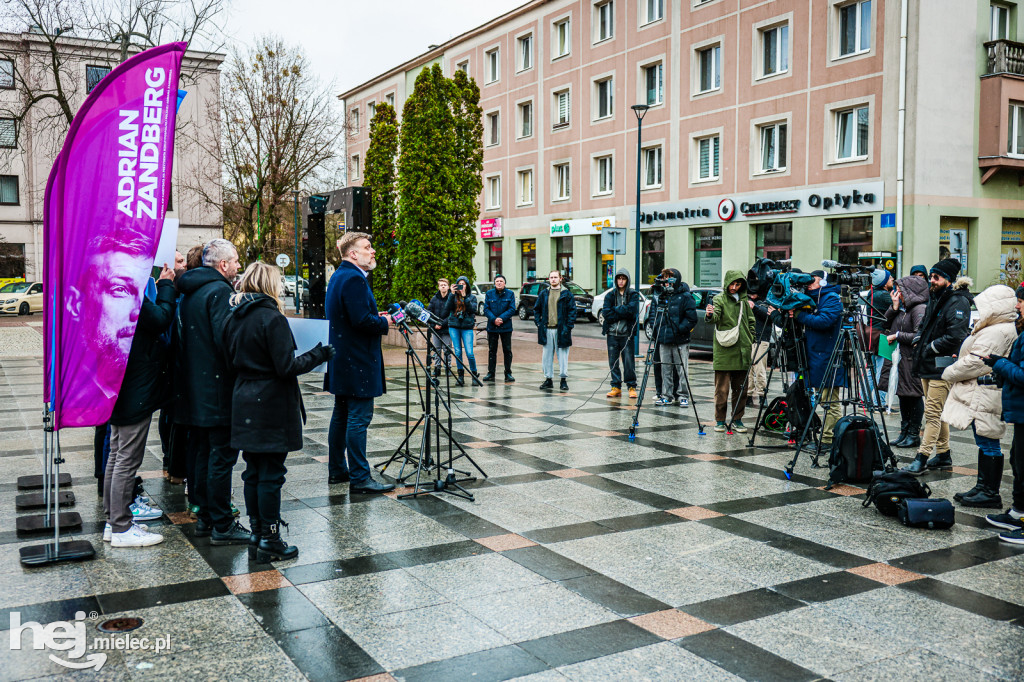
[325,232,396,494]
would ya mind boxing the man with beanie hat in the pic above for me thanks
[866,268,894,407]
[482,275,516,383]
[910,265,928,279]
[905,258,973,474]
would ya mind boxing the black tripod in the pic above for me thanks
[629,295,704,440]
[786,287,895,478]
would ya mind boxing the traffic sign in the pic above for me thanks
[276,253,290,268]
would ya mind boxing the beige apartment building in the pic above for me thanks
[0,32,224,282]
[342,0,1024,295]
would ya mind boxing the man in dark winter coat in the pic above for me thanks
[795,273,844,449]
[904,258,973,475]
[534,270,576,391]
[104,267,176,547]
[603,268,641,399]
[427,278,452,376]
[483,274,516,383]
[325,232,396,494]
[652,268,697,406]
[175,238,250,545]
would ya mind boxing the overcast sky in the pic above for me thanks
[225,0,527,95]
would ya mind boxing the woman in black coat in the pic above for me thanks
[223,262,334,562]
[881,275,929,448]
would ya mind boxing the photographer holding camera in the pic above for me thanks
[705,270,755,431]
[603,268,640,399]
[794,270,845,450]
[653,268,698,407]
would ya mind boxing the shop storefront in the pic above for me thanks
[641,230,665,285]
[549,216,617,290]
[520,238,536,282]
[695,227,722,287]
[479,218,503,282]
[755,222,792,261]
[1001,218,1024,288]
[554,236,573,280]
[831,217,873,265]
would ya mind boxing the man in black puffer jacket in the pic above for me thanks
[654,268,698,407]
[427,278,452,376]
[905,258,974,475]
[104,268,176,547]
[602,267,640,398]
[175,238,250,544]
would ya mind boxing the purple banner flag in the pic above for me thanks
[44,43,186,429]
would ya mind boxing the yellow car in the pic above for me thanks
[0,281,43,315]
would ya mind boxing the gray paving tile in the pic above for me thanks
[298,568,445,625]
[457,582,619,641]
[405,553,549,599]
[557,641,741,681]
[832,648,1002,682]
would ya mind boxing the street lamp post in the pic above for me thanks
[291,189,301,314]
[631,104,649,356]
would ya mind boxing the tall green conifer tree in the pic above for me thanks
[364,102,399,303]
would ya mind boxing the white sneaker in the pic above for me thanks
[104,522,148,542]
[130,501,163,521]
[134,494,151,505]
[678,397,689,407]
[111,524,164,547]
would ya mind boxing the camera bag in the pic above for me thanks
[862,470,931,517]
[783,381,820,435]
[828,415,886,484]
[897,497,955,529]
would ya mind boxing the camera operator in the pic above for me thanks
[653,268,697,407]
[794,270,844,451]
[746,291,773,408]
[904,258,974,475]
[865,269,894,408]
[705,270,755,432]
[603,268,640,399]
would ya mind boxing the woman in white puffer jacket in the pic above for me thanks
[941,284,1019,507]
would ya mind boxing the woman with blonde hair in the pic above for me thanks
[223,261,334,562]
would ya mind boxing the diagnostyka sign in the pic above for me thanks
[44,43,185,429]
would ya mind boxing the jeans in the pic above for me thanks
[659,343,688,399]
[328,395,374,484]
[607,335,636,388]
[542,328,569,378]
[242,451,288,529]
[449,328,477,374]
[973,423,1002,458]
[194,426,239,532]
[487,331,513,375]
[104,418,151,533]
[920,378,951,455]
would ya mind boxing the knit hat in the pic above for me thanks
[871,269,891,287]
[1016,284,1024,301]
[910,264,927,277]
[810,270,825,280]
[930,258,961,283]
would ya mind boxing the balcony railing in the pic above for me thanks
[986,39,1024,76]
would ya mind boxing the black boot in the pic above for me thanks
[482,373,495,382]
[560,377,569,391]
[456,369,465,387]
[962,455,1004,508]
[955,451,984,502]
[539,378,553,390]
[901,453,929,476]
[255,523,299,563]
[248,518,261,560]
[505,372,515,383]
[897,432,921,449]
[889,421,909,447]
[926,450,953,470]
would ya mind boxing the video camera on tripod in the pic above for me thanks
[649,272,677,297]
[821,260,878,324]
[746,258,817,312]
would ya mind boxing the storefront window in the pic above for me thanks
[695,227,722,287]
[831,217,872,265]
[755,222,792,261]
[1001,218,1024,288]
[487,241,503,281]
[641,230,665,285]
[520,239,536,282]
[555,235,573,280]
[600,254,615,290]
[939,216,968,278]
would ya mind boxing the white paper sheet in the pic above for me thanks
[288,317,330,372]
[154,218,179,270]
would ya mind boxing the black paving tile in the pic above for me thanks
[772,571,882,603]
[273,624,384,682]
[698,515,790,542]
[501,545,596,581]
[684,588,804,627]
[766,535,874,570]
[676,628,819,682]
[596,511,685,532]
[0,595,102,631]
[558,574,671,618]
[518,620,662,668]
[382,540,491,568]
[889,547,995,575]
[95,577,230,613]
[395,644,547,682]
[899,577,1024,622]
[522,521,615,544]
[280,554,399,586]
[237,586,332,637]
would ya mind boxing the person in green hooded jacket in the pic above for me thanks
[704,269,756,432]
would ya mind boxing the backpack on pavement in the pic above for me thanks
[862,470,931,516]
[827,415,891,486]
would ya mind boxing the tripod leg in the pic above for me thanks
[679,354,704,435]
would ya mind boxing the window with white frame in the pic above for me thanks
[835,105,869,161]
[992,3,1011,41]
[367,101,375,117]
[351,154,360,179]
[595,1,614,42]
[86,65,111,93]
[554,163,570,200]
[386,93,395,107]
[487,112,500,146]
[0,118,16,148]
[486,49,500,82]
[758,122,787,172]
[487,175,501,209]
[595,155,613,194]
[595,77,613,119]
[838,0,871,57]
[351,109,360,134]
[696,135,720,181]
[518,33,533,71]
[761,23,789,77]
[697,44,721,93]
[0,59,13,89]
[554,89,571,127]
[644,63,663,106]
[554,19,571,57]
[457,60,469,73]
[642,146,663,188]
[644,0,664,24]
[1009,103,1024,155]
[518,101,533,138]
[517,169,534,205]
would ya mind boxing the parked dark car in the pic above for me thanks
[644,287,720,353]
[517,280,595,321]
